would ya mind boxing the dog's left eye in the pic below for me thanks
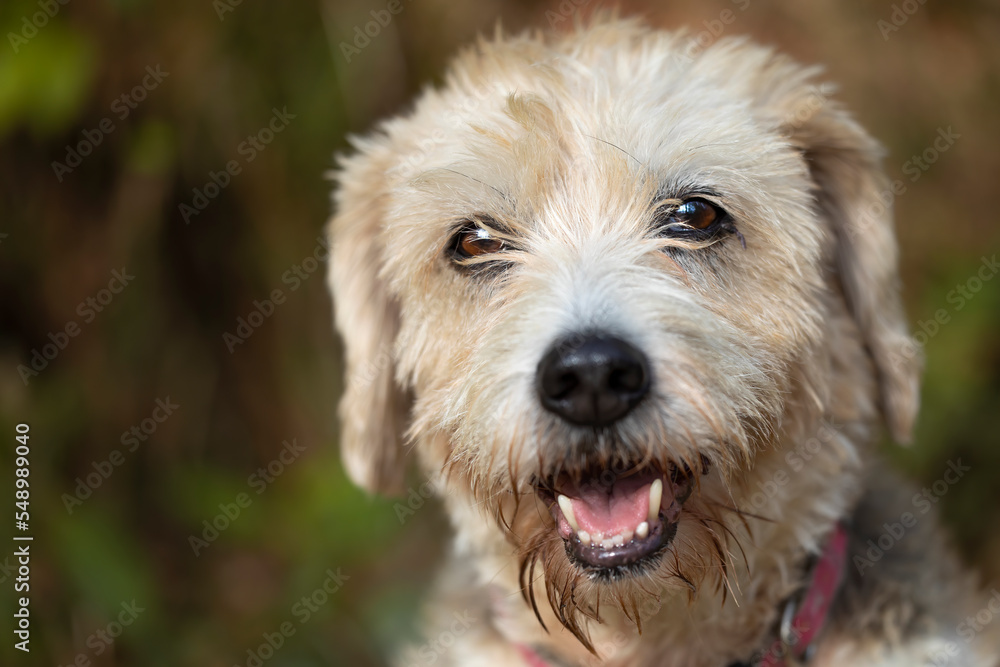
[670,199,720,230]
[652,196,741,248]
[450,224,506,259]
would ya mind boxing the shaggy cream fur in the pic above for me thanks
[326,17,997,667]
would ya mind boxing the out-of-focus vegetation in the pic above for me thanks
[0,1,997,665]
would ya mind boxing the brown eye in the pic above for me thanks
[672,199,719,230]
[655,196,735,245]
[452,225,505,258]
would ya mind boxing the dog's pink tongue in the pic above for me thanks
[567,476,655,536]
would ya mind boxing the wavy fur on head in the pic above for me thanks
[327,16,997,667]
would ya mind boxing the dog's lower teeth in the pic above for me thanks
[622,529,633,543]
[602,537,614,549]
[578,530,591,545]
[636,521,649,539]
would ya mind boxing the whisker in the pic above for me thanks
[583,133,642,166]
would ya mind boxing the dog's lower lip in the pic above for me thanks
[566,514,676,570]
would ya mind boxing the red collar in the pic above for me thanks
[756,522,849,666]
[516,523,849,667]
[516,643,555,667]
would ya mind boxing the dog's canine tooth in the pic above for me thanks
[636,521,649,539]
[578,530,591,546]
[648,478,663,523]
[557,495,580,531]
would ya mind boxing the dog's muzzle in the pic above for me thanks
[533,332,701,574]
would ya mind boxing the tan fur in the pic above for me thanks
[326,17,997,667]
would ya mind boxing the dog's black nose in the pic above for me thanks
[536,334,650,427]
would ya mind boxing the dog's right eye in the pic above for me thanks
[457,228,504,257]
[448,221,507,260]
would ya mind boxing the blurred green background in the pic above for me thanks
[0,0,998,665]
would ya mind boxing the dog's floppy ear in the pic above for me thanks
[327,143,410,494]
[781,83,921,443]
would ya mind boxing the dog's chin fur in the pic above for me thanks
[327,16,997,667]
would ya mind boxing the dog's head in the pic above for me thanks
[327,19,919,648]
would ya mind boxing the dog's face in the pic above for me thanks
[328,20,919,648]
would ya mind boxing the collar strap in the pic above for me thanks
[752,522,849,667]
[516,643,554,667]
[517,523,849,667]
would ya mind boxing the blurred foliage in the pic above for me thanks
[0,0,997,665]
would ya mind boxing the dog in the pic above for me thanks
[325,17,998,667]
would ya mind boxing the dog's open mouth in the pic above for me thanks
[536,461,702,572]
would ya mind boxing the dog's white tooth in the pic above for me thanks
[591,531,603,544]
[648,479,663,523]
[622,529,633,543]
[636,521,649,539]
[557,495,580,531]
[578,531,591,546]
[613,533,625,547]
[602,537,615,550]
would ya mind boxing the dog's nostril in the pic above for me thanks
[609,366,645,393]
[536,334,651,427]
[548,372,579,400]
